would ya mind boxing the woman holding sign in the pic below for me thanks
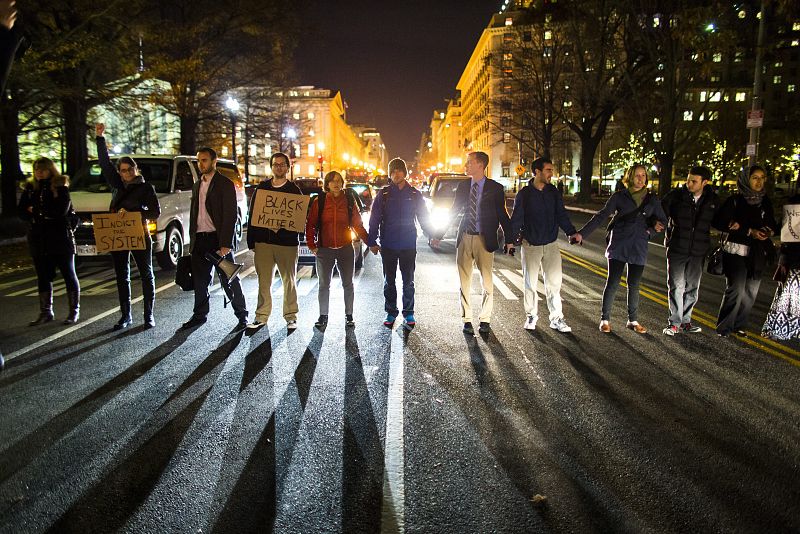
[18,157,81,325]
[306,171,369,328]
[762,192,800,340]
[96,124,161,330]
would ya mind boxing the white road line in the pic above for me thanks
[561,272,602,299]
[7,252,255,362]
[493,276,519,301]
[381,332,405,533]
[500,268,538,297]
[0,273,40,290]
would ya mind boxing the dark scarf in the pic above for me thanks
[738,170,765,206]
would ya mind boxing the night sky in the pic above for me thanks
[295,1,499,164]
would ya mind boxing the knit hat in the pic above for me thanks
[388,157,407,176]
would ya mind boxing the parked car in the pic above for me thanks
[346,182,374,210]
[425,173,470,238]
[69,155,249,269]
[298,186,367,271]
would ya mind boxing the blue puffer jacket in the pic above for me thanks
[578,188,668,266]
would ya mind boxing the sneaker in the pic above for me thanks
[478,322,491,334]
[663,325,679,336]
[246,320,265,330]
[314,315,328,328]
[524,316,536,331]
[735,329,747,337]
[549,317,572,333]
[345,314,355,327]
[287,320,297,330]
[681,322,702,333]
[384,314,396,326]
[463,322,474,334]
[404,314,416,327]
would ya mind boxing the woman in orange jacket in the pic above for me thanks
[305,171,369,328]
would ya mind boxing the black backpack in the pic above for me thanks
[315,189,357,246]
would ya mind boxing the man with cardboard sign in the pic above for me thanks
[249,188,309,232]
[92,211,147,253]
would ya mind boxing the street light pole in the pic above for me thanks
[748,0,766,167]
[225,96,239,165]
[286,128,296,181]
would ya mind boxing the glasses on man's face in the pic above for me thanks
[272,163,288,168]
[119,167,136,174]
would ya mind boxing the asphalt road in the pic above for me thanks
[0,217,799,533]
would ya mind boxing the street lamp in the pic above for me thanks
[225,96,239,164]
[318,141,326,180]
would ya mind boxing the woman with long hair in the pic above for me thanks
[18,157,81,325]
[305,171,368,328]
[576,164,667,334]
[713,165,778,337]
[95,123,161,329]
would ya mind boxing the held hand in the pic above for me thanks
[95,123,105,137]
[570,232,583,245]
[654,221,665,233]
[504,243,515,255]
[729,221,741,231]
[750,229,769,241]
[370,245,380,255]
[27,206,32,213]
[218,247,231,257]
[117,208,127,215]
[310,247,317,256]
[429,238,441,249]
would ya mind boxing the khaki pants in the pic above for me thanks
[457,233,495,323]
[253,242,298,322]
[521,240,564,322]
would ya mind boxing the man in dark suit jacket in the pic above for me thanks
[181,147,248,330]
[449,151,514,335]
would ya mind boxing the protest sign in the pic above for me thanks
[249,189,309,232]
[92,211,147,252]
[781,204,800,243]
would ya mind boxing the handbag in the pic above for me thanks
[175,255,193,291]
[706,235,727,276]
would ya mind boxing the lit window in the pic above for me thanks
[738,10,746,19]
[653,118,660,124]
[709,92,721,102]
[708,111,718,120]
[308,143,315,157]
[789,85,796,92]
[503,132,511,143]
[713,53,722,62]
[563,101,572,107]
[699,91,707,102]
[308,165,315,175]
[736,92,746,101]
[774,75,782,84]
[545,14,552,23]
[735,51,744,63]
[294,163,301,175]
[653,16,660,27]
[544,31,552,40]
[775,61,784,68]
[684,92,693,102]
[683,110,693,121]
[699,113,705,121]
[293,113,300,120]
[505,17,513,26]
[711,75,720,82]
[308,112,315,119]
[653,132,662,142]
[503,52,513,61]
[308,129,314,137]
[793,40,800,46]
[794,22,800,31]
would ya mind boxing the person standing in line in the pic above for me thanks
[246,152,303,331]
[367,157,439,329]
[713,165,778,337]
[577,164,667,334]
[510,156,581,333]
[180,147,248,331]
[448,151,514,335]
[18,157,81,325]
[660,166,719,336]
[305,171,369,328]
[762,191,800,340]
[95,123,161,330]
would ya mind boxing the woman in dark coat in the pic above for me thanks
[18,157,81,325]
[713,165,778,337]
[96,123,161,329]
[577,164,667,334]
[762,193,800,340]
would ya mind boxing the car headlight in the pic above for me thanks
[432,207,451,230]
[147,221,157,235]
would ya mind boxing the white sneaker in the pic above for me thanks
[524,316,536,330]
[286,320,297,330]
[246,320,265,330]
[549,318,572,333]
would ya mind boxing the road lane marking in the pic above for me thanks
[559,249,800,367]
[381,333,405,533]
[6,254,256,362]
[493,275,519,301]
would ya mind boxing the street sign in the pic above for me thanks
[747,110,764,128]
[746,143,757,156]
[515,165,526,175]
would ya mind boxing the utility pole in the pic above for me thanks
[747,0,767,167]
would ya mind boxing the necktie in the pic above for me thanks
[468,182,479,232]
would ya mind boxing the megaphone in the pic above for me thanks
[205,252,244,284]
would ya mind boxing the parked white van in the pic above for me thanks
[70,155,248,269]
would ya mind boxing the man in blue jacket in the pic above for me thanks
[367,158,439,328]
[511,157,582,333]
[449,151,514,335]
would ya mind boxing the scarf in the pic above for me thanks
[738,170,765,206]
[628,186,647,207]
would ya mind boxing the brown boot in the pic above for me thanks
[29,291,54,326]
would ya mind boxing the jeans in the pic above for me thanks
[316,244,356,315]
[111,244,155,317]
[601,258,644,321]
[717,252,761,334]
[381,248,416,316]
[33,254,79,294]
[666,253,704,326]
